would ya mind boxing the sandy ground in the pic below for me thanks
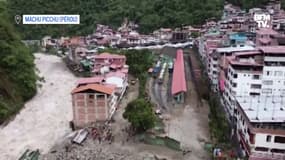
[0,53,78,159]
[147,49,210,160]
[166,53,210,160]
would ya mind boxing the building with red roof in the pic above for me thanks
[171,49,187,103]
[71,83,118,128]
[256,28,279,46]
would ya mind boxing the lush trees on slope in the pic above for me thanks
[7,0,224,39]
[227,0,285,10]
[0,2,37,123]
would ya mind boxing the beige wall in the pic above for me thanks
[72,92,109,128]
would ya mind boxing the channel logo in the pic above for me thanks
[21,15,80,24]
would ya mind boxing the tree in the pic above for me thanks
[123,99,156,132]
[191,32,200,38]
[7,0,224,39]
[0,1,37,123]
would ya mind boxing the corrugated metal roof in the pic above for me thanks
[171,49,187,95]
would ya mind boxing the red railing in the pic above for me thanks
[238,130,251,155]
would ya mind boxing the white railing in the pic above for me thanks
[250,152,285,160]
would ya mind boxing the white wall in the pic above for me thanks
[255,133,285,149]
[262,66,285,96]
[228,66,263,97]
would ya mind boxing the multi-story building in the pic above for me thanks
[210,45,256,89]
[235,96,285,159]
[255,28,279,46]
[223,46,285,117]
[198,2,285,159]
[71,83,118,128]
[259,46,285,96]
[223,50,263,118]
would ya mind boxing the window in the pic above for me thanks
[266,135,272,142]
[275,71,283,76]
[263,80,273,85]
[232,83,237,87]
[266,71,273,76]
[271,149,285,154]
[253,75,260,80]
[262,88,272,94]
[89,94,94,99]
[251,84,262,89]
[255,147,269,152]
[233,74,238,78]
[97,94,105,99]
[274,136,285,144]
[250,92,260,96]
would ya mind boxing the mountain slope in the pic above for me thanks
[7,0,224,39]
[0,2,37,123]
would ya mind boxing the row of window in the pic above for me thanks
[255,147,285,154]
[266,71,284,77]
[231,72,261,80]
[262,88,285,94]
[266,135,285,144]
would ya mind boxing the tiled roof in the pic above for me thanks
[71,83,114,95]
[258,38,271,44]
[256,28,278,35]
[94,52,126,59]
[77,76,104,86]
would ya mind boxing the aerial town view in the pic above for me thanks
[1,0,285,160]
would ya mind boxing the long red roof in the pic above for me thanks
[171,49,187,95]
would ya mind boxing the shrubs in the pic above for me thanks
[0,2,37,123]
[123,99,156,132]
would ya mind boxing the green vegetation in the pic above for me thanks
[99,48,153,98]
[98,49,155,132]
[122,49,153,98]
[208,93,230,143]
[137,134,181,151]
[191,32,200,39]
[0,1,37,123]
[227,0,285,10]
[123,98,156,132]
[8,0,224,39]
[191,46,230,143]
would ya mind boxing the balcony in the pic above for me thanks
[238,129,251,156]
[250,152,285,160]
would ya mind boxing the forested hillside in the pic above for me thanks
[0,1,37,123]
[7,0,224,39]
[227,0,285,10]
